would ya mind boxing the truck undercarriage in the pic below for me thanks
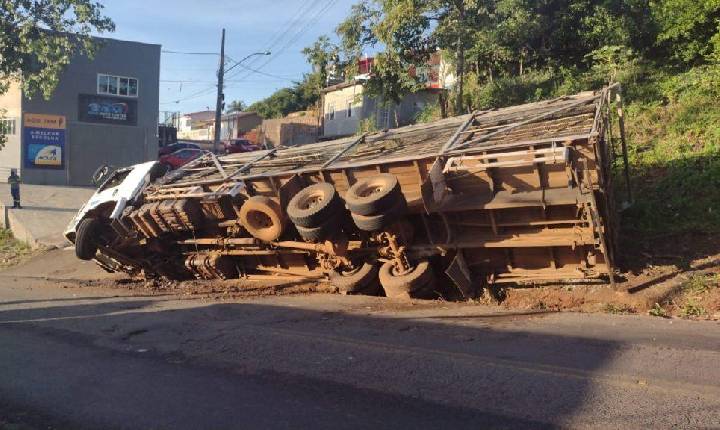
[74,85,629,300]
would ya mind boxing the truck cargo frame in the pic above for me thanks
[79,85,628,299]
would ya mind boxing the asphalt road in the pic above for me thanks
[1,250,719,429]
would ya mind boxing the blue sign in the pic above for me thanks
[24,123,65,169]
[79,94,137,126]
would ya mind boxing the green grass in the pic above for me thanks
[648,303,669,318]
[680,300,707,318]
[682,273,719,295]
[620,66,720,234]
[603,303,635,314]
[0,229,33,270]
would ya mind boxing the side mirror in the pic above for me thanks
[92,164,113,187]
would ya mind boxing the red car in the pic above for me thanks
[224,138,260,154]
[159,148,204,170]
[158,142,200,157]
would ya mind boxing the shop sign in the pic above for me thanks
[24,113,65,169]
[79,94,138,126]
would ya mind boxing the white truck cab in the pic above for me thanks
[64,161,160,260]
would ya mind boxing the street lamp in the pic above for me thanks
[224,51,271,74]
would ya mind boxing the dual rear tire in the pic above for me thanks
[287,182,344,242]
[346,174,407,232]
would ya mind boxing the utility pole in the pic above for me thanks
[213,28,226,154]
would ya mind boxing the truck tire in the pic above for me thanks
[295,216,340,242]
[287,182,342,228]
[345,174,402,216]
[330,262,379,295]
[379,260,435,299]
[351,198,407,232]
[239,196,286,242]
[75,218,100,260]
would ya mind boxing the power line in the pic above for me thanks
[238,0,325,71]
[160,0,330,106]
[228,0,340,83]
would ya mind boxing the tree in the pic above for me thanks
[226,99,246,113]
[247,74,322,119]
[0,1,115,99]
[651,0,720,64]
[335,0,487,113]
[302,35,340,85]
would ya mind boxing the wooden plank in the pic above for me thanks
[322,134,367,168]
[440,111,479,154]
[453,97,599,151]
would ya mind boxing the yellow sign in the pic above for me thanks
[24,113,66,130]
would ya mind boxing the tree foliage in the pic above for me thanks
[652,0,720,63]
[315,0,720,112]
[0,0,115,99]
[226,99,246,113]
[247,73,322,119]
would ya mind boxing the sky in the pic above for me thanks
[99,0,356,116]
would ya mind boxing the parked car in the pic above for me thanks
[159,148,204,170]
[158,142,200,157]
[223,138,260,154]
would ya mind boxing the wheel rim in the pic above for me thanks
[357,181,385,198]
[299,191,325,210]
[248,210,273,229]
[390,263,412,277]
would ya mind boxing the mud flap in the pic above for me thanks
[445,251,473,299]
[421,157,449,214]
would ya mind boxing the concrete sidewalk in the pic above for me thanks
[0,184,94,248]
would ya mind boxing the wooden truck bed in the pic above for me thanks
[108,85,626,298]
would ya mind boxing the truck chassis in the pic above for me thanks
[74,85,628,299]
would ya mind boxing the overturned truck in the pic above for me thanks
[65,85,629,299]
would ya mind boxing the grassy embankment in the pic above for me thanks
[618,66,720,317]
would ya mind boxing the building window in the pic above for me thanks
[347,102,352,118]
[328,104,335,120]
[98,74,138,97]
[0,118,16,136]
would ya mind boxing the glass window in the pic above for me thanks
[98,74,139,97]
[98,75,110,93]
[128,78,138,97]
[119,77,129,96]
[328,104,335,120]
[347,102,352,118]
[108,76,118,95]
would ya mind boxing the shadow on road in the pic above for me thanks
[0,297,633,429]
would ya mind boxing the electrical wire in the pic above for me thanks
[227,0,340,83]
[159,0,331,105]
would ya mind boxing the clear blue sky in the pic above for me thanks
[99,0,355,115]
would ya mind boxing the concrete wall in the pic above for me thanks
[0,81,22,180]
[322,83,441,137]
[322,84,364,138]
[369,90,440,130]
[21,37,161,186]
[262,114,319,147]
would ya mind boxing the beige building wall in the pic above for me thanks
[0,81,22,180]
[322,84,364,138]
